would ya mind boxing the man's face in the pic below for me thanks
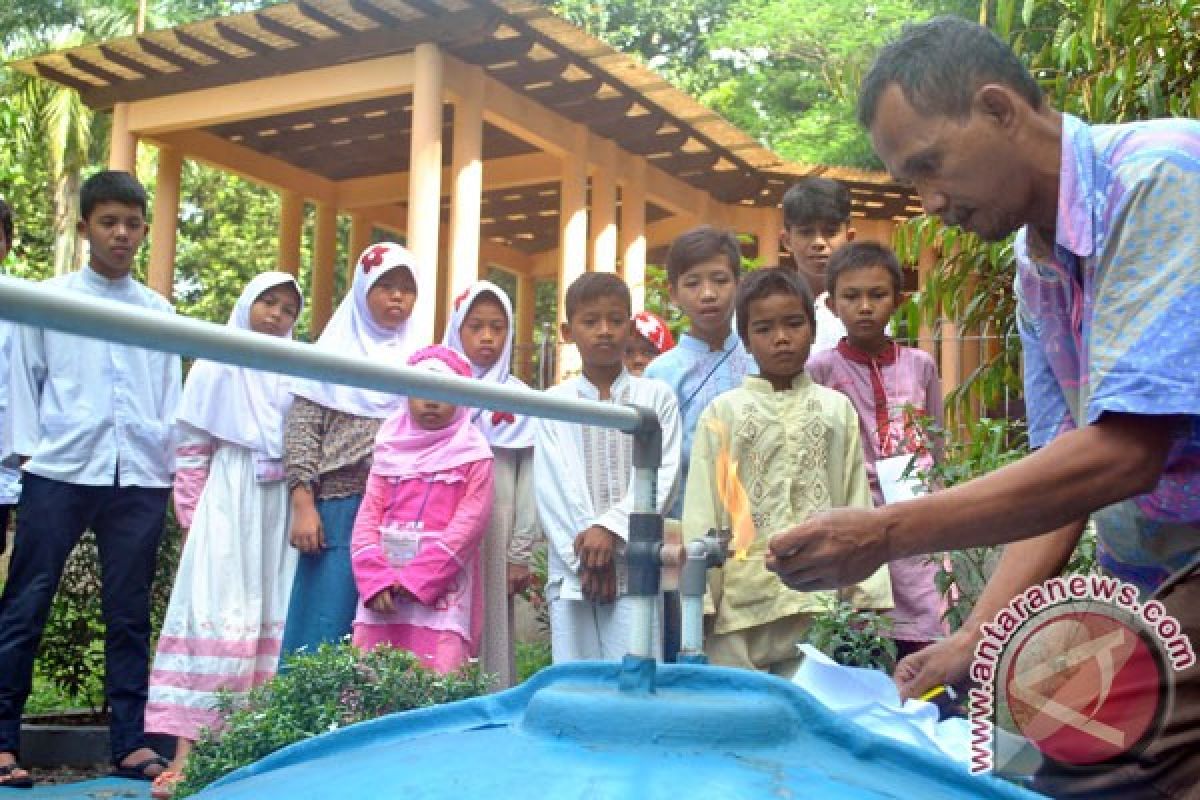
[870,84,1027,242]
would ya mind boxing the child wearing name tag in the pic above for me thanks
[806,242,947,661]
[350,346,494,673]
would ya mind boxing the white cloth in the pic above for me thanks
[791,644,972,765]
[549,594,663,662]
[291,242,426,418]
[533,370,681,602]
[8,265,181,487]
[812,292,848,354]
[0,319,20,504]
[442,280,536,449]
[176,272,300,460]
[146,432,296,740]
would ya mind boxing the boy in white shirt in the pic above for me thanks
[0,171,181,787]
[779,177,857,354]
[534,273,681,662]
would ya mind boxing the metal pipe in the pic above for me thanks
[676,529,729,664]
[0,276,642,433]
[624,406,663,665]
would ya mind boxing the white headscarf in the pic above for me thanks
[176,271,302,458]
[291,242,426,418]
[442,281,535,449]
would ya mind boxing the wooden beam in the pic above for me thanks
[480,240,534,274]
[65,53,125,86]
[620,158,647,312]
[335,152,562,209]
[278,189,304,276]
[449,65,484,305]
[108,103,137,172]
[174,29,230,63]
[295,0,354,35]
[254,12,317,46]
[148,144,183,299]
[214,21,275,57]
[347,0,398,26]
[126,53,416,135]
[85,9,499,109]
[136,37,196,71]
[590,138,617,273]
[151,129,336,205]
[407,43,444,345]
[97,45,153,79]
[312,201,339,335]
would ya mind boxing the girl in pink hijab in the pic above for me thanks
[350,346,494,673]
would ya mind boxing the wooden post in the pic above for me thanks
[312,201,338,335]
[349,214,374,265]
[449,66,484,308]
[108,103,138,173]
[278,190,304,277]
[146,144,182,300]
[620,158,647,312]
[556,126,589,380]
[407,42,445,345]
[516,271,536,382]
[590,139,618,273]
[756,206,781,267]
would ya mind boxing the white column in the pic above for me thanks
[620,158,647,312]
[590,139,618,273]
[556,125,589,381]
[407,42,445,344]
[449,65,485,305]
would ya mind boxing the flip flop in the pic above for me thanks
[111,754,169,782]
[0,763,33,789]
[151,769,183,799]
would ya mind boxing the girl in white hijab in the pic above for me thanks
[280,243,429,659]
[146,272,303,798]
[443,281,541,688]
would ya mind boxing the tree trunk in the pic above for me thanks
[52,168,81,276]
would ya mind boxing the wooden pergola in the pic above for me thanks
[11,0,920,376]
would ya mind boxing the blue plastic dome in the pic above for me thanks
[197,661,1040,799]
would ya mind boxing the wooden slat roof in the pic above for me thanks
[9,0,919,220]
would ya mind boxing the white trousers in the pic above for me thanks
[549,594,663,663]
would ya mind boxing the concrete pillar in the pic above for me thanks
[108,102,138,173]
[556,125,589,380]
[590,139,618,273]
[449,66,484,307]
[278,190,304,277]
[408,42,445,345]
[312,201,338,336]
[620,159,647,312]
[146,144,181,300]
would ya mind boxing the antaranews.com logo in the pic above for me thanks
[967,574,1196,774]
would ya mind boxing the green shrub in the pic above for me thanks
[175,641,491,798]
[805,596,896,672]
[33,510,183,712]
[515,640,552,682]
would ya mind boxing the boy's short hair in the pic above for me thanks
[826,241,905,295]
[781,177,852,229]
[735,267,815,341]
[0,196,12,249]
[81,170,147,220]
[564,272,631,322]
[664,225,742,285]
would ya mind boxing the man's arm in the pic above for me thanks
[767,412,1171,591]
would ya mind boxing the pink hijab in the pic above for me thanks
[372,346,494,480]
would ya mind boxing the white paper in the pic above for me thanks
[876,453,926,505]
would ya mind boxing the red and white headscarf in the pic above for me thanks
[291,242,427,418]
[632,310,675,354]
[371,345,493,480]
[442,281,536,450]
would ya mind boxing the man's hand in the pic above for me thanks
[895,629,978,700]
[366,588,396,614]
[575,526,620,604]
[766,508,890,591]
[289,486,324,554]
[507,562,533,597]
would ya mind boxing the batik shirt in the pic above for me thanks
[1015,113,1200,592]
[644,330,756,518]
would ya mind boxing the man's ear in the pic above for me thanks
[824,294,836,312]
[975,84,1018,131]
[778,228,792,257]
[76,218,87,236]
[844,226,857,243]
[559,320,574,344]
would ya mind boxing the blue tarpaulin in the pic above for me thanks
[197,662,1042,799]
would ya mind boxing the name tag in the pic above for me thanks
[253,454,286,484]
[876,453,926,505]
[381,523,423,568]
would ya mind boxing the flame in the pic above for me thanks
[705,418,756,560]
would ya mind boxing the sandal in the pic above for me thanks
[0,763,33,789]
[151,769,184,799]
[111,753,169,782]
